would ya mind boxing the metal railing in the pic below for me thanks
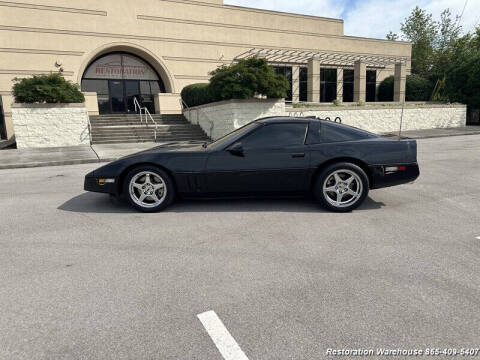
[133,97,158,141]
[144,107,158,141]
[179,98,189,111]
[87,116,93,144]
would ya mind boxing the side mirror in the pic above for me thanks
[227,142,244,157]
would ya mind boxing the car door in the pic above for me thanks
[205,122,310,194]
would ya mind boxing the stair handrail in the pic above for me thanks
[87,116,93,144]
[179,98,191,120]
[144,107,157,142]
[179,98,189,111]
[134,97,158,141]
[133,97,144,124]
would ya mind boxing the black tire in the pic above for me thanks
[123,165,175,212]
[313,162,369,212]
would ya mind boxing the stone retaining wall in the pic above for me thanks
[184,100,466,139]
[11,103,90,148]
[293,104,466,133]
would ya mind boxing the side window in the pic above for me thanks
[321,122,373,143]
[241,123,307,150]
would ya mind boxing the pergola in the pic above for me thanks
[234,48,408,103]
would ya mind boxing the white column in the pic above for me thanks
[336,68,343,103]
[394,62,406,102]
[353,60,366,103]
[307,58,320,103]
[291,65,300,103]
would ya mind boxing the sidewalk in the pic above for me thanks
[383,126,480,139]
[1,127,479,170]
[0,142,159,170]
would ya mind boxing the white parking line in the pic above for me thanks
[476,236,480,240]
[197,310,250,360]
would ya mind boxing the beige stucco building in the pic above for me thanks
[0,0,411,141]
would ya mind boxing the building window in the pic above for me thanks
[299,67,308,102]
[366,70,377,102]
[343,69,354,102]
[320,68,337,103]
[272,66,293,101]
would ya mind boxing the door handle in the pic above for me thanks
[291,153,305,158]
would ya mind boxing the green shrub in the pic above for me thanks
[406,74,434,101]
[13,73,85,103]
[180,57,289,107]
[378,76,395,101]
[378,74,434,101]
[180,83,215,107]
[209,58,289,101]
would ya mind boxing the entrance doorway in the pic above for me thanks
[81,52,165,114]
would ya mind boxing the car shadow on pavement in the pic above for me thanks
[58,192,385,214]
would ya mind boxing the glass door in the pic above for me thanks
[366,70,377,102]
[320,68,337,103]
[343,69,354,102]
[140,81,156,114]
[109,80,125,113]
[125,80,140,113]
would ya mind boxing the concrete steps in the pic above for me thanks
[89,114,209,144]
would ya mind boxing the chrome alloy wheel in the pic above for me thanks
[128,171,167,208]
[322,169,363,208]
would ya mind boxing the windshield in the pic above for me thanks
[206,121,259,148]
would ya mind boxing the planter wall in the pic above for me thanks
[11,103,90,149]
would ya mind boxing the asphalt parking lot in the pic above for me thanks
[1,135,479,359]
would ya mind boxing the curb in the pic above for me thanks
[383,131,480,140]
[0,158,115,170]
[410,131,480,139]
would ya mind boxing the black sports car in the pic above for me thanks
[85,116,419,212]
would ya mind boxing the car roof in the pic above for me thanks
[256,116,314,124]
[255,116,377,136]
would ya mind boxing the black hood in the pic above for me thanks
[119,141,207,159]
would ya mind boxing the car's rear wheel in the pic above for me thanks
[123,166,175,212]
[314,162,369,212]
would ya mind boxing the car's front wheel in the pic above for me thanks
[123,166,175,212]
[314,162,369,212]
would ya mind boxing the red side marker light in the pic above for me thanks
[385,165,407,172]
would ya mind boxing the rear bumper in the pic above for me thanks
[84,171,118,195]
[369,163,420,189]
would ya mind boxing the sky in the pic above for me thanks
[223,0,480,40]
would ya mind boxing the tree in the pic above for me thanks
[400,6,437,77]
[431,9,462,80]
[387,6,479,111]
[444,28,480,108]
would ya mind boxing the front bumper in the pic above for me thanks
[370,163,420,189]
[84,171,118,194]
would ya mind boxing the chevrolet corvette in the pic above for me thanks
[84,116,419,212]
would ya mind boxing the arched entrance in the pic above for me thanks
[81,52,166,114]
